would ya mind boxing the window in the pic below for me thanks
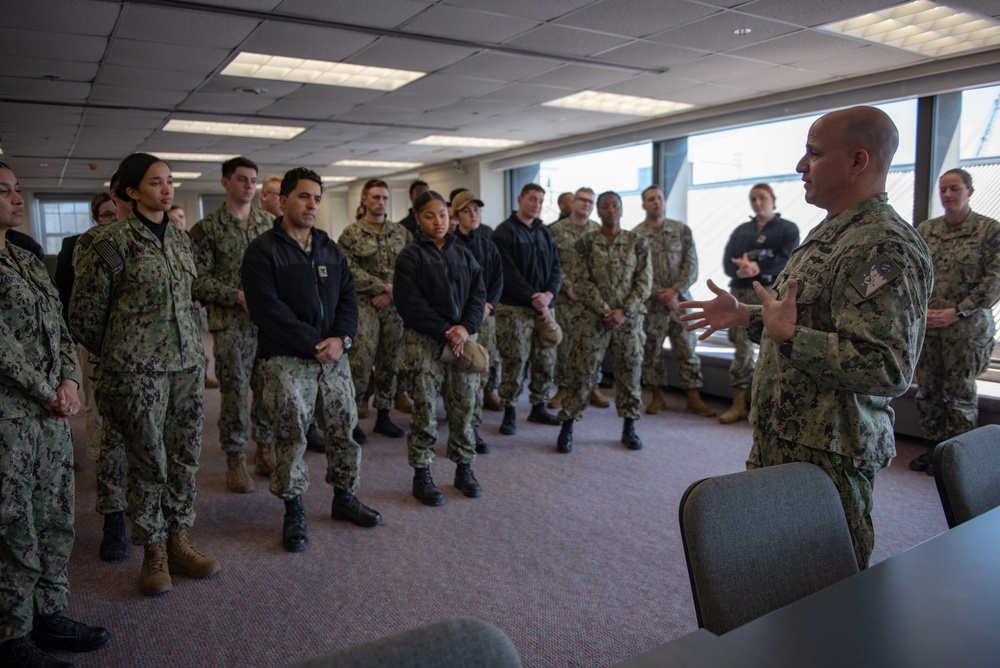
[34,195,94,255]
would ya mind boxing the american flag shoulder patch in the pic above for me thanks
[94,238,124,274]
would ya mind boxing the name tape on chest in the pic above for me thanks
[849,253,901,298]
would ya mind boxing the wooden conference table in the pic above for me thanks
[619,505,1000,667]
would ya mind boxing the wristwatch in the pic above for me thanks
[623,307,633,319]
[342,336,353,351]
[956,311,968,319]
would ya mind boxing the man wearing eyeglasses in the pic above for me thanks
[548,187,608,410]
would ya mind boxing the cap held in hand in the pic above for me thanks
[535,314,562,349]
[440,340,490,373]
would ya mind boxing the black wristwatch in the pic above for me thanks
[956,310,968,319]
[342,336,353,351]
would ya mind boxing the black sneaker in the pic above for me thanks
[0,635,73,668]
[454,463,483,498]
[474,427,491,454]
[282,496,308,552]
[352,425,367,446]
[306,423,325,453]
[909,451,932,472]
[527,403,560,425]
[331,490,382,528]
[412,467,445,506]
[31,611,110,653]
[98,511,128,562]
[372,410,405,438]
[557,420,573,454]
[621,418,642,450]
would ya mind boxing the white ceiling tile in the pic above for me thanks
[556,0,721,38]
[0,77,90,102]
[668,82,755,105]
[5,0,120,36]
[596,73,698,99]
[729,30,864,65]
[715,66,836,92]
[647,13,801,52]
[258,98,354,121]
[438,53,563,81]
[367,91,460,112]
[399,4,540,43]
[200,76,303,98]
[239,23,377,62]
[117,4,260,48]
[85,109,169,130]
[0,103,83,125]
[333,106,429,125]
[347,36,477,72]
[90,84,189,107]
[275,0,432,29]
[281,85,386,106]
[98,65,208,92]
[392,74,505,98]
[443,0,598,22]
[0,28,106,61]
[504,25,633,57]
[106,39,231,74]
[737,0,902,28]
[177,92,279,113]
[522,64,636,89]
[436,98,527,118]
[476,83,574,105]
[188,0,283,9]
[596,41,707,69]
[666,55,777,82]
[951,0,1000,19]
[794,45,929,76]
[294,122,380,142]
[0,56,99,82]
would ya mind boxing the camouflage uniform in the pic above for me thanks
[260,356,361,498]
[634,218,704,390]
[557,229,652,421]
[70,212,206,546]
[338,220,410,411]
[914,211,1000,442]
[746,194,933,568]
[190,206,274,454]
[0,244,77,642]
[549,216,600,389]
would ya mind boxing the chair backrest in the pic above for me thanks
[933,424,1000,529]
[286,617,522,668]
[679,462,859,635]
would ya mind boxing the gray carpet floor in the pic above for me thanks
[57,375,948,668]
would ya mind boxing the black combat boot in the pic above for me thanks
[98,511,128,562]
[474,426,490,454]
[372,409,404,438]
[557,420,573,453]
[499,406,517,435]
[31,612,110,653]
[0,636,72,668]
[306,422,325,453]
[282,496,308,552]
[351,424,367,446]
[330,488,382,527]
[454,463,483,498]
[621,418,642,450]
[412,467,446,506]
[528,403,560,425]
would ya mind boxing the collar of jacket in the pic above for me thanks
[270,216,331,249]
[806,193,889,245]
[415,230,457,250]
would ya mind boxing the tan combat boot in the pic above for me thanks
[482,390,502,412]
[589,385,610,408]
[547,387,566,409]
[140,542,173,596]
[685,389,717,417]
[167,530,222,579]
[254,443,276,477]
[394,392,413,414]
[719,387,750,424]
[226,452,255,493]
[645,387,666,415]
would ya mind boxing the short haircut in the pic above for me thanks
[90,191,112,221]
[261,175,282,190]
[449,187,469,203]
[519,183,545,197]
[413,190,446,214]
[641,185,663,200]
[222,156,258,179]
[363,178,389,195]
[168,204,184,212]
[409,180,429,197]
[574,187,595,197]
[942,168,973,188]
[750,183,776,199]
[280,167,323,197]
[597,190,622,208]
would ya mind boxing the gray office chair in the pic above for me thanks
[679,462,859,635]
[933,424,1000,528]
[286,617,522,668]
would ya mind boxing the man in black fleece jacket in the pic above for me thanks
[241,168,380,553]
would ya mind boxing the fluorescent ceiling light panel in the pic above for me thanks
[156,152,240,162]
[222,52,425,91]
[170,171,202,179]
[410,135,524,148]
[321,176,355,183]
[164,119,304,140]
[819,1,1000,57]
[333,159,423,169]
[543,91,693,117]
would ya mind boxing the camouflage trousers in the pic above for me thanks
[915,334,992,444]
[747,436,889,570]
[91,361,128,516]
[471,314,498,427]
[496,303,556,407]
[401,329,478,469]
[642,302,704,390]
[727,286,761,389]
[558,315,645,421]
[349,301,405,412]
[553,295,588,389]
[77,344,101,458]
[0,410,74,642]
[260,355,361,499]
[212,327,273,453]
[98,364,205,545]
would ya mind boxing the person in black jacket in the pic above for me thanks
[491,183,562,435]
[452,190,503,454]
[394,191,487,506]
[241,168,381,553]
[719,183,799,424]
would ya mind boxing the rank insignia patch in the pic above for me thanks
[850,253,901,298]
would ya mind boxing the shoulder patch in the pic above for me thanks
[987,229,1000,249]
[78,230,96,248]
[93,238,124,274]
[849,253,901,298]
[190,224,207,242]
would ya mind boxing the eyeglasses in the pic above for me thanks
[575,197,594,205]
[96,211,116,221]
[263,190,280,197]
